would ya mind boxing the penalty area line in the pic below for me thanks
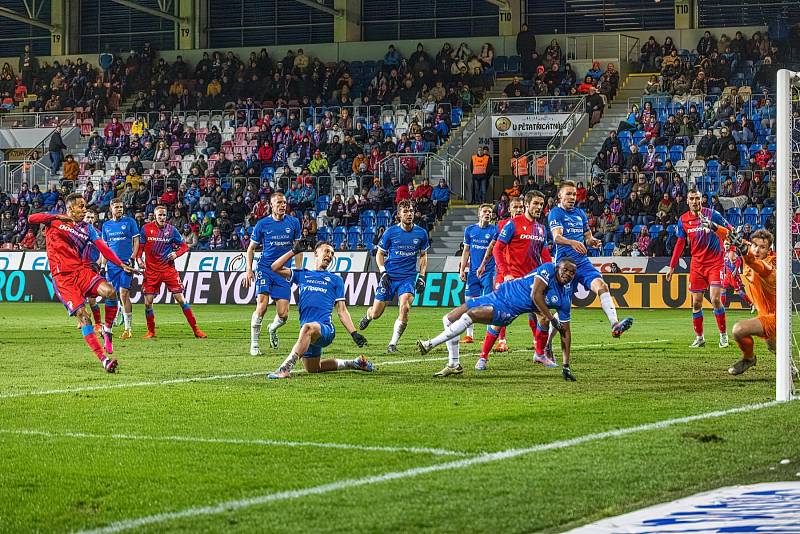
[74,400,781,534]
[0,428,469,457]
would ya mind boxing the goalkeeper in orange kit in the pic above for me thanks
[727,228,776,375]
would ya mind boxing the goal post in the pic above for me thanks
[776,68,797,401]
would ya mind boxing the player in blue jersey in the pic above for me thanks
[548,180,633,338]
[266,241,373,379]
[417,259,578,381]
[242,192,303,356]
[358,199,429,353]
[101,198,140,339]
[458,203,497,344]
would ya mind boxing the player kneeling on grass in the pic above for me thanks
[727,228,778,376]
[28,194,137,373]
[267,241,373,379]
[417,258,578,381]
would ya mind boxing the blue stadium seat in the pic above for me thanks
[363,229,375,247]
[376,209,392,228]
[332,226,347,248]
[705,160,720,180]
[316,195,330,213]
[726,207,741,227]
[451,107,463,127]
[347,227,362,249]
[632,131,646,146]
[743,206,759,226]
[494,56,508,75]
[587,247,600,257]
[760,206,773,227]
[666,224,676,236]
[506,55,521,74]
[633,224,645,236]
[317,226,331,243]
[649,224,663,240]
[603,242,616,255]
[669,146,684,162]
[360,209,376,228]
[617,131,631,145]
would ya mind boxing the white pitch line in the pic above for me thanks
[0,339,671,400]
[74,400,782,534]
[0,429,468,457]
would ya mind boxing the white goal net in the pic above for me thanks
[778,69,799,401]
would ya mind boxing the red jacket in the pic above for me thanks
[754,149,773,169]
[258,144,274,162]
[395,184,410,204]
[412,183,432,200]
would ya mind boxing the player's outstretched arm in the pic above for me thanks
[583,230,602,249]
[666,237,686,282]
[531,277,558,326]
[242,240,259,288]
[336,300,367,347]
[459,244,470,282]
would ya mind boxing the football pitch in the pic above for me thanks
[1,303,798,533]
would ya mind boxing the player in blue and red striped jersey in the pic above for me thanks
[475,196,525,352]
[28,193,136,372]
[475,191,554,368]
[136,205,206,339]
[666,189,732,348]
[721,246,754,311]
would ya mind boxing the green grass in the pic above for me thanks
[0,303,797,533]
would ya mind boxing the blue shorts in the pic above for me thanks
[375,274,416,302]
[466,293,522,327]
[106,263,132,291]
[466,270,494,298]
[571,256,603,293]
[303,322,336,358]
[256,267,292,300]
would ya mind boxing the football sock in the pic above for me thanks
[599,291,619,325]
[442,316,455,361]
[90,302,101,325]
[534,323,549,356]
[279,352,299,372]
[499,326,506,341]
[528,314,538,341]
[250,312,263,345]
[123,312,132,331]
[82,324,105,361]
[692,310,704,337]
[713,306,726,334]
[181,302,197,329]
[269,315,286,331]
[104,299,118,329]
[429,315,473,348]
[447,337,460,367]
[464,297,474,337]
[389,319,407,346]
[480,325,500,358]
[335,359,351,370]
[720,293,728,307]
[145,307,155,333]
[736,335,755,358]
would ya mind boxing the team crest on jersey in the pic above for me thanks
[285,227,290,233]
[324,276,331,282]
[413,238,420,244]
[121,225,126,230]
[548,295,557,304]
[485,233,490,239]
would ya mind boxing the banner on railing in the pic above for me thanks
[441,255,688,274]
[2,271,760,310]
[491,113,572,138]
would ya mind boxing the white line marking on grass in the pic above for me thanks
[507,338,671,354]
[74,400,781,534]
[0,372,263,400]
[0,339,671,399]
[0,429,468,457]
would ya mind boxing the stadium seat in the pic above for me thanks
[759,206,773,227]
[347,227,362,249]
[316,195,330,213]
[332,226,347,248]
[666,224,676,236]
[506,55,521,74]
[669,146,684,162]
[726,207,741,227]
[649,224,663,240]
[493,56,508,75]
[742,206,759,226]
[317,226,331,243]
[360,209,376,228]
[603,242,616,256]
[376,210,392,228]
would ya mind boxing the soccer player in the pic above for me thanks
[80,209,103,332]
[666,189,731,348]
[102,198,140,339]
[476,196,525,352]
[458,204,498,344]
[266,241,373,379]
[137,205,206,339]
[28,194,135,372]
[727,229,776,375]
[417,258,578,381]
[359,199,429,353]
[242,192,302,355]
[549,180,634,338]
[721,246,754,311]
[479,190,552,366]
